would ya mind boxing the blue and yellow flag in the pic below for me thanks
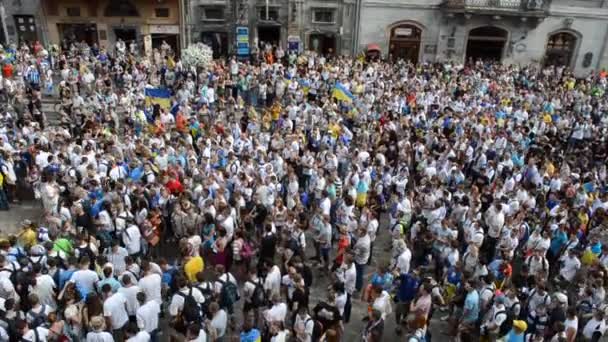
[145,88,171,110]
[332,82,355,103]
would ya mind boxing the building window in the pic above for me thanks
[313,9,335,23]
[258,8,279,21]
[155,8,170,18]
[202,7,224,21]
[66,7,81,17]
[104,0,139,17]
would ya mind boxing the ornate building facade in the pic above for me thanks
[185,0,358,57]
[356,0,608,75]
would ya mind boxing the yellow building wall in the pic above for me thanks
[44,0,180,50]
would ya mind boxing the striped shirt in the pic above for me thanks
[26,68,40,84]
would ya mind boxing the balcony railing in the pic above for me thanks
[444,0,547,11]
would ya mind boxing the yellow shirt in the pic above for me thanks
[184,256,204,282]
[19,228,37,249]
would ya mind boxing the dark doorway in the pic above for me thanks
[465,26,508,62]
[389,24,422,63]
[57,23,98,46]
[152,34,179,53]
[258,25,280,48]
[14,15,38,45]
[309,33,336,55]
[114,28,137,43]
[544,32,577,67]
[201,32,228,58]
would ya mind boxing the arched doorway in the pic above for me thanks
[544,32,578,67]
[465,26,508,62]
[389,24,422,63]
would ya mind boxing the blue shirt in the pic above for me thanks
[505,329,525,342]
[396,273,420,302]
[550,230,568,256]
[463,290,480,323]
[97,277,121,293]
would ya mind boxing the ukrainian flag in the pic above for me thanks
[145,88,172,110]
[332,82,355,103]
[299,79,311,95]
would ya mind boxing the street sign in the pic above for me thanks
[236,26,250,56]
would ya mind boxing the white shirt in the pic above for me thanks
[583,317,607,339]
[169,287,205,316]
[354,234,371,265]
[103,292,129,329]
[559,255,581,282]
[294,314,315,342]
[86,331,115,342]
[118,285,141,316]
[138,273,162,305]
[264,266,282,298]
[396,248,412,274]
[126,331,150,342]
[30,274,57,309]
[70,269,99,296]
[123,224,142,255]
[265,303,288,323]
[210,309,228,338]
[137,300,161,333]
[22,327,49,342]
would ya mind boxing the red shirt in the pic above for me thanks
[165,178,183,195]
[2,64,13,78]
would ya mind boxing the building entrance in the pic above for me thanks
[465,26,508,62]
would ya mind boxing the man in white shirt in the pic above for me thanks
[138,262,162,305]
[169,276,205,319]
[122,223,142,257]
[208,302,228,340]
[558,249,581,282]
[70,258,99,298]
[125,322,151,342]
[118,275,141,320]
[293,306,314,342]
[396,242,412,275]
[264,264,282,299]
[136,292,160,341]
[17,320,49,342]
[264,294,288,324]
[102,284,129,340]
[353,228,371,292]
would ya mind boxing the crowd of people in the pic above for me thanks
[0,36,607,342]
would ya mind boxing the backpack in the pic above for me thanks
[240,240,254,260]
[306,318,323,342]
[288,232,304,255]
[21,327,39,342]
[494,309,511,337]
[248,280,267,308]
[499,302,518,337]
[175,287,202,324]
[218,277,240,312]
[28,306,48,329]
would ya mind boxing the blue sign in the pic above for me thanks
[236,26,250,56]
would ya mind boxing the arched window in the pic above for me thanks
[104,0,139,17]
[544,32,578,67]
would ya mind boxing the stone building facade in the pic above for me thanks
[356,0,608,75]
[0,0,46,45]
[38,0,182,54]
[186,0,358,57]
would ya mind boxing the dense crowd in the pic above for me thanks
[0,37,607,342]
